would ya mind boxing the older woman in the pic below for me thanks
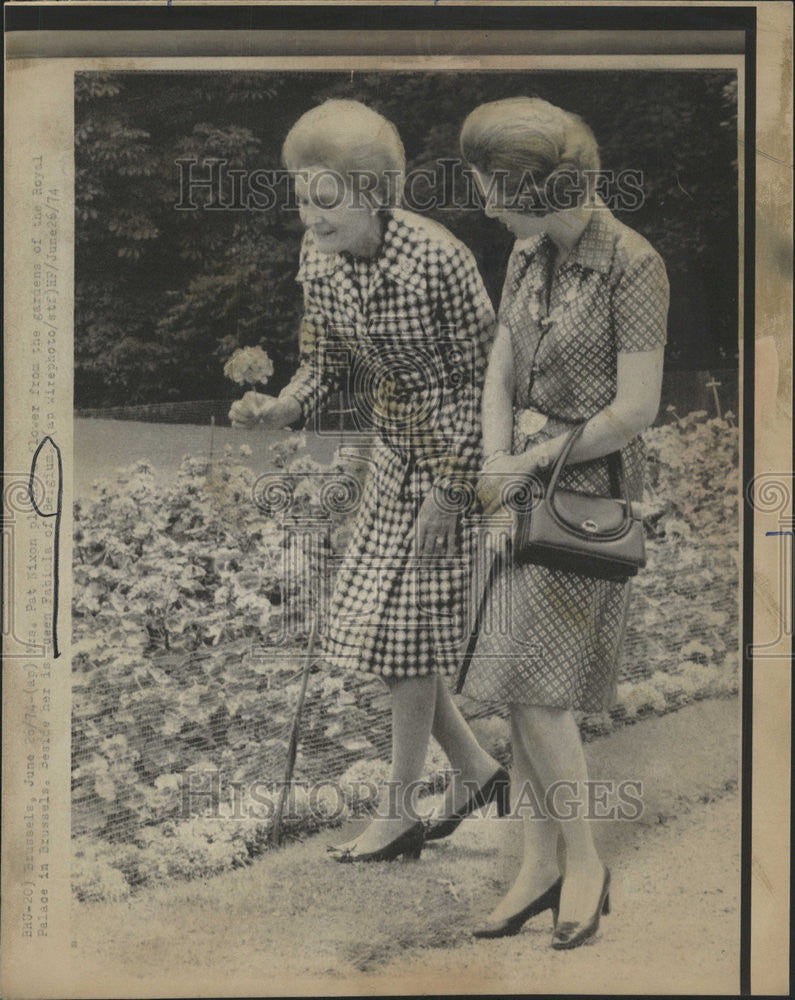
[457,98,668,947]
[231,100,506,862]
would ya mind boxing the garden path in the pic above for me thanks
[71,697,740,996]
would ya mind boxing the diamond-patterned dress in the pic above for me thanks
[460,204,669,711]
[283,209,496,678]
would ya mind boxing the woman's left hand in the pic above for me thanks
[416,492,459,556]
[476,451,533,515]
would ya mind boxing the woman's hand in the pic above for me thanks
[416,491,459,556]
[228,392,300,430]
[476,448,551,516]
[477,451,526,516]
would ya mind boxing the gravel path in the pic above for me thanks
[71,697,740,997]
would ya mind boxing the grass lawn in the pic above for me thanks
[73,417,344,497]
[69,698,740,997]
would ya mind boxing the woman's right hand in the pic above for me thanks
[229,391,300,430]
[476,451,532,515]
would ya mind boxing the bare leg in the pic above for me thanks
[482,706,561,922]
[388,674,437,791]
[430,676,503,816]
[339,674,437,854]
[511,703,607,926]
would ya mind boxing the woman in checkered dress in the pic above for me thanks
[456,98,669,947]
[231,100,507,861]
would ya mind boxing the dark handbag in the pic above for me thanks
[512,424,646,581]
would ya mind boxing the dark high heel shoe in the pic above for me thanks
[327,821,425,863]
[424,767,510,842]
[550,866,611,950]
[472,877,562,939]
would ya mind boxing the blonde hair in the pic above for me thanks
[282,99,405,209]
[460,97,600,212]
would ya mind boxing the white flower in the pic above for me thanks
[154,773,181,792]
[223,346,274,387]
[681,639,713,661]
[618,679,667,715]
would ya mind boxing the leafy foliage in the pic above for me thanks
[71,436,396,843]
[72,413,739,900]
[75,70,738,408]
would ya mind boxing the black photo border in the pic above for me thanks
[3,4,759,997]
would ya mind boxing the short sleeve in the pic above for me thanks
[613,252,670,352]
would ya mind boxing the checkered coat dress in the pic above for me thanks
[283,209,496,678]
[461,204,669,712]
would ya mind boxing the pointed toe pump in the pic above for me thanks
[472,877,562,939]
[550,867,611,950]
[327,821,425,863]
[425,767,510,842]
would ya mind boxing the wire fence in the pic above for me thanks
[71,375,740,901]
[75,369,739,427]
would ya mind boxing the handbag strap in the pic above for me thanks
[546,423,634,522]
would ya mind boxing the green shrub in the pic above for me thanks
[72,413,739,901]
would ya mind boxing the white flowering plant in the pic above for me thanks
[72,409,740,903]
[223,345,274,388]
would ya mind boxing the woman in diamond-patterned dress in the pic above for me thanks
[457,98,669,947]
[230,100,505,861]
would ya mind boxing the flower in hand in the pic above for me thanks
[225,346,286,430]
[224,346,274,387]
[229,390,283,430]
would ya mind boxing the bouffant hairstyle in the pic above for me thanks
[460,97,600,212]
[282,99,406,209]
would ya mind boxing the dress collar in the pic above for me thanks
[514,198,616,276]
[295,210,427,295]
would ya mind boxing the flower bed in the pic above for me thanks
[72,411,739,901]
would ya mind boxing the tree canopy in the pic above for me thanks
[75,70,738,409]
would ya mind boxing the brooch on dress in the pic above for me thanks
[516,408,549,437]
